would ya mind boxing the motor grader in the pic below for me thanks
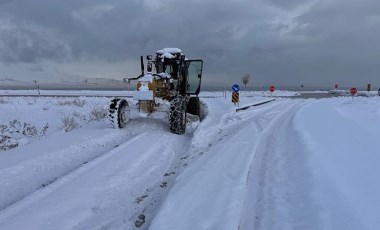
[108,48,203,134]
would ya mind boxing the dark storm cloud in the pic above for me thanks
[267,0,311,10]
[0,14,71,62]
[0,0,380,87]
[1,0,268,63]
[275,0,380,86]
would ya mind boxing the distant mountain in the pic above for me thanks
[0,77,18,83]
[0,63,127,90]
[83,78,124,85]
[0,77,28,86]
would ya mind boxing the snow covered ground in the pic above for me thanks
[0,92,379,229]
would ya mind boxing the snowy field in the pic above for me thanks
[0,89,299,97]
[0,91,379,230]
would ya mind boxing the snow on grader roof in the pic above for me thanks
[108,48,204,135]
[156,48,183,59]
[156,48,182,54]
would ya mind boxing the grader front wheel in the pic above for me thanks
[169,95,186,134]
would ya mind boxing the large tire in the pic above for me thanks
[169,95,186,134]
[108,99,129,128]
[108,99,119,128]
[186,97,200,116]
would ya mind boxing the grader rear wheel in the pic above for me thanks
[108,99,129,128]
[186,97,200,116]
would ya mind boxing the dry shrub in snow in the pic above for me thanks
[27,98,37,105]
[0,118,49,151]
[73,98,86,107]
[0,97,7,104]
[58,98,86,107]
[39,123,49,137]
[0,134,18,151]
[73,111,88,124]
[90,106,107,121]
[22,123,38,137]
[8,118,41,138]
[62,115,78,132]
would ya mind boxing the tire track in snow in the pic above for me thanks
[149,99,303,230]
[188,99,296,160]
[0,118,167,213]
[0,122,192,230]
[238,99,322,230]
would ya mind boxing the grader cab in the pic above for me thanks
[108,48,203,134]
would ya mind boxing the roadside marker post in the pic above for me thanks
[231,84,240,107]
[232,92,240,106]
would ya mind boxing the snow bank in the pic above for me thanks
[294,97,380,229]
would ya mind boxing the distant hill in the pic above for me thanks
[0,76,127,90]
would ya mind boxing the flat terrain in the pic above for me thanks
[0,91,379,229]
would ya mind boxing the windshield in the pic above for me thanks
[186,60,203,94]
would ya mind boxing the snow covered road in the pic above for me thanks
[0,117,191,229]
[150,99,312,230]
[1,94,380,229]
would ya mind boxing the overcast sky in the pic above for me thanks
[1,0,380,88]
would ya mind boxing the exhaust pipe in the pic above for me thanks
[140,56,145,75]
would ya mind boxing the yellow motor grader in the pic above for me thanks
[108,48,203,134]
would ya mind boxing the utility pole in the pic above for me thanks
[33,80,40,97]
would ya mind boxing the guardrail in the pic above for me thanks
[236,98,276,112]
